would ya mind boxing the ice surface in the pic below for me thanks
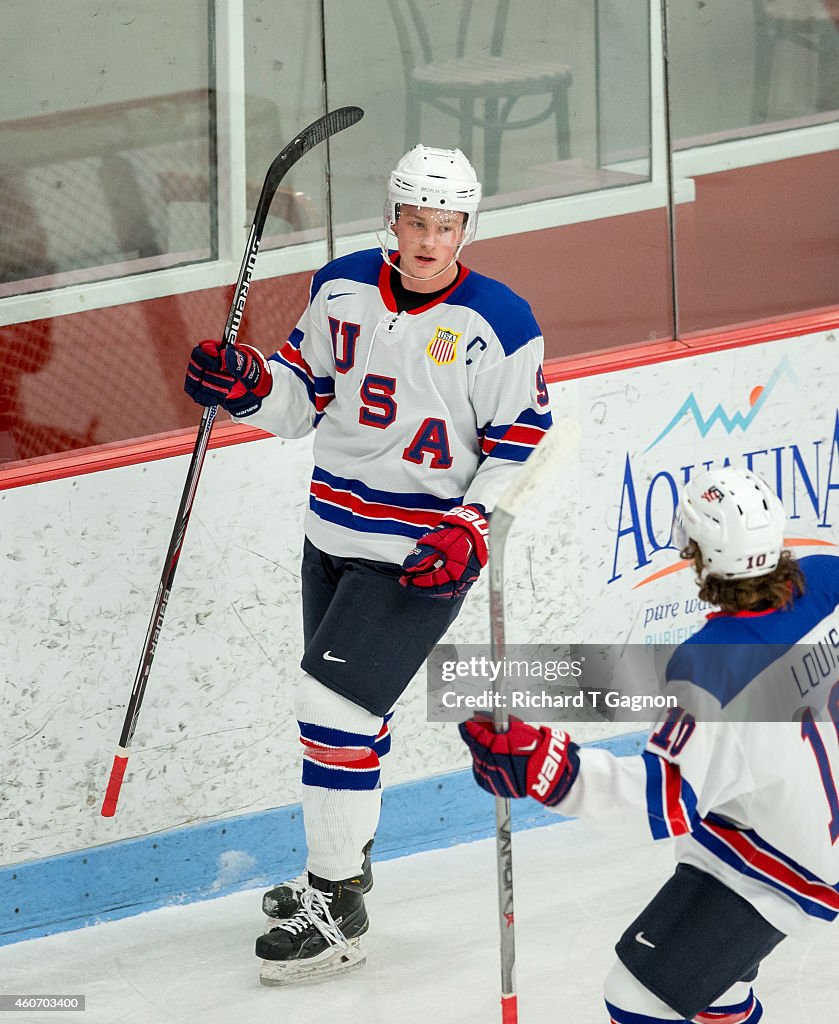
[1,820,835,1023]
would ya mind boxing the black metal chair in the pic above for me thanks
[386,0,573,195]
[752,0,839,121]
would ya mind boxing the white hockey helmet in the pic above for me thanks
[673,466,786,580]
[385,145,482,244]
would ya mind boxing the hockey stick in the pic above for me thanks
[100,106,364,817]
[487,419,581,1024]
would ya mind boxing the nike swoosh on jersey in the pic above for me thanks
[323,650,347,663]
[635,932,656,948]
[327,291,355,300]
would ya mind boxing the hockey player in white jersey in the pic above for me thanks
[461,466,839,1023]
[183,145,552,983]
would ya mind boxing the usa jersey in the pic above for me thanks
[240,249,551,562]
[558,555,839,935]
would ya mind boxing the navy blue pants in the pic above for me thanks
[300,538,467,717]
[615,864,784,1019]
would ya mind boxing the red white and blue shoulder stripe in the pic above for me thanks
[479,408,552,464]
[309,466,462,539]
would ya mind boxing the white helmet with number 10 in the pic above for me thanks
[385,145,482,244]
[673,466,786,580]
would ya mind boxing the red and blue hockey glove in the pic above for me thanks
[459,715,580,807]
[400,504,489,599]
[184,339,272,417]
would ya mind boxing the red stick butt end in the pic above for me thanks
[501,994,518,1024]
[101,754,129,817]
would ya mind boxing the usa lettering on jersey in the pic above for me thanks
[238,248,552,563]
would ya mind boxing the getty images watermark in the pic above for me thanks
[426,643,838,724]
[427,645,679,723]
[435,653,673,714]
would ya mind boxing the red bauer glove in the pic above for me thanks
[459,715,580,807]
[400,504,489,599]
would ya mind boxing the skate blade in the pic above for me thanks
[259,939,366,987]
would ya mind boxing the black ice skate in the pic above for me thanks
[257,873,369,986]
[262,838,374,920]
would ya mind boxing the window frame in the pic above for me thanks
[0,0,835,333]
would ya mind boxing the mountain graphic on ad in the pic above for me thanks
[644,356,798,452]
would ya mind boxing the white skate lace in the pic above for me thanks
[277,887,352,951]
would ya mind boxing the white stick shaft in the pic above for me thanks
[486,416,580,1023]
[494,418,581,519]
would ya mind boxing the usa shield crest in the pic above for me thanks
[427,327,460,365]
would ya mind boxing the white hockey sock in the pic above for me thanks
[303,787,381,882]
[604,959,686,1021]
[294,674,384,881]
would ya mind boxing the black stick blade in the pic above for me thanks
[266,106,364,189]
[303,105,364,147]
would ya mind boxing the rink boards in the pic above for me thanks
[2,321,837,943]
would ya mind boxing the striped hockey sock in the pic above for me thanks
[295,676,385,881]
[694,988,763,1023]
[605,988,763,1024]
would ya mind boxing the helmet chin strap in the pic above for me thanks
[376,225,468,283]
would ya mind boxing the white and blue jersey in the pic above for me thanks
[238,248,551,562]
[558,555,839,935]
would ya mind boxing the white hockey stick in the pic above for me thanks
[487,419,581,1024]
